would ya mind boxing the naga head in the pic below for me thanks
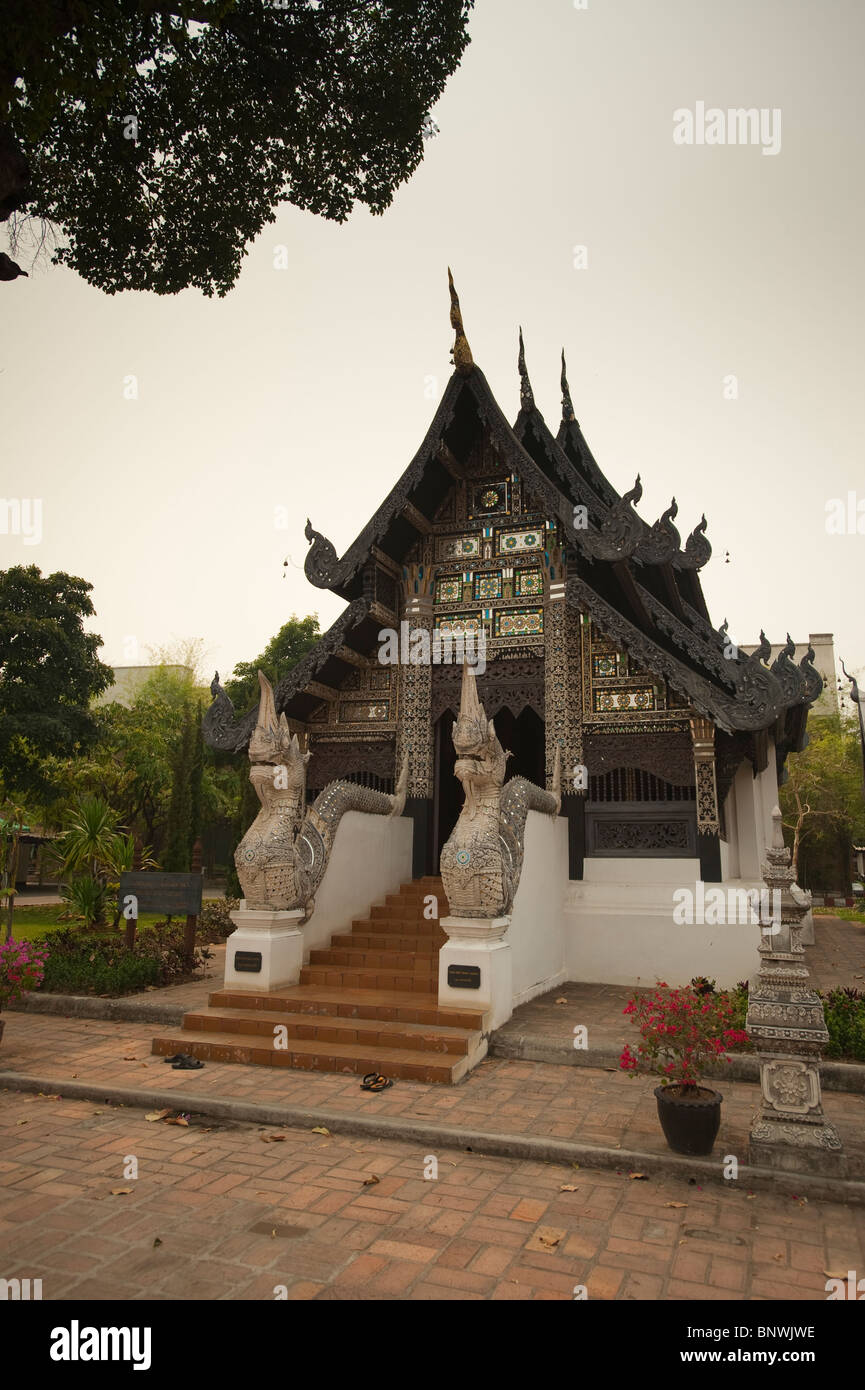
[248,670,311,787]
[452,662,507,816]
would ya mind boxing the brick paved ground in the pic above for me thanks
[2,1010,864,1177]
[2,1089,864,1301]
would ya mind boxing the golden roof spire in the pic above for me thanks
[448,267,474,376]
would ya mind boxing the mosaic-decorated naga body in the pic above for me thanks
[234,671,406,916]
[440,663,560,919]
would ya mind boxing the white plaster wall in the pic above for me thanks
[733,761,762,879]
[508,812,569,1004]
[564,870,763,989]
[583,857,701,884]
[757,739,780,853]
[303,812,413,957]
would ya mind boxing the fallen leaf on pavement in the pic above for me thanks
[824,1268,848,1279]
[123,1057,138,1062]
[629,1172,648,1181]
[145,1110,170,1122]
[664,1201,688,1209]
[110,1188,133,1196]
[260,1134,287,1143]
[526,1225,566,1253]
[37,1093,61,1100]
[311,1126,330,1136]
[554,997,567,1004]
[153,1237,162,1248]
[362,1175,380,1186]
[163,1115,189,1127]
[560,1184,579,1192]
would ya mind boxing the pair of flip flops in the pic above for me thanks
[163,1053,205,1070]
[361,1072,393,1093]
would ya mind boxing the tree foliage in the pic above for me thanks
[0,565,113,795]
[781,709,865,890]
[224,612,320,711]
[2,0,474,294]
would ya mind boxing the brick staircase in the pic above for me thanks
[151,877,488,1084]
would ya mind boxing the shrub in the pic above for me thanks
[39,923,208,997]
[197,898,240,942]
[820,987,865,1063]
[0,938,49,1008]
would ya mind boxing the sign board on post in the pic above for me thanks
[119,872,203,916]
[118,872,204,954]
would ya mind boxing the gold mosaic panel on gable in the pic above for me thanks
[404,442,559,661]
[582,619,692,727]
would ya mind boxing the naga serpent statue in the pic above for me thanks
[233,671,406,917]
[440,662,561,919]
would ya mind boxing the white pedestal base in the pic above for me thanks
[438,916,512,1030]
[223,905,305,992]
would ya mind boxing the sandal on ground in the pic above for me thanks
[360,1073,392,1092]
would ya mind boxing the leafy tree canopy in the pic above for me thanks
[781,706,865,890]
[224,611,320,710]
[2,0,474,294]
[0,565,113,793]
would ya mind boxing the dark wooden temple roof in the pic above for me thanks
[204,278,822,758]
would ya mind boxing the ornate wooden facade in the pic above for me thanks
[204,276,822,882]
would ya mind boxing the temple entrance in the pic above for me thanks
[431,705,545,866]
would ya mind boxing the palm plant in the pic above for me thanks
[54,796,125,927]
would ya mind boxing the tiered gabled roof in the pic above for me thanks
[204,274,821,757]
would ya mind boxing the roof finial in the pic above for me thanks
[561,350,577,423]
[518,327,534,411]
[447,268,474,376]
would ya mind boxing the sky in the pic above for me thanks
[2,0,863,693]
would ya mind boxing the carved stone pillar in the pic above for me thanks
[395,568,434,875]
[690,716,722,882]
[746,808,844,1174]
[545,581,585,878]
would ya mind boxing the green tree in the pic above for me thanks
[781,709,865,891]
[2,1,474,294]
[163,702,197,871]
[224,613,321,711]
[0,566,113,796]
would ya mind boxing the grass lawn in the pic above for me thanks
[5,905,182,942]
[814,907,865,925]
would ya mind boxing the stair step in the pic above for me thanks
[157,877,475,1086]
[309,947,439,969]
[353,917,441,934]
[152,1029,465,1083]
[334,933,441,953]
[180,1006,471,1055]
[208,985,483,1030]
[300,965,436,992]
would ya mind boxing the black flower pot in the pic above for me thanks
[654,1085,722,1156]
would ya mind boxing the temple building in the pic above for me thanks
[202,274,822,1040]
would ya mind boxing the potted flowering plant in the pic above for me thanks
[0,938,49,1044]
[619,981,749,1155]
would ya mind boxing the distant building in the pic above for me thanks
[95,666,192,708]
[740,634,837,717]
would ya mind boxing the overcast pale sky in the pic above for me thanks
[2,0,863,692]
